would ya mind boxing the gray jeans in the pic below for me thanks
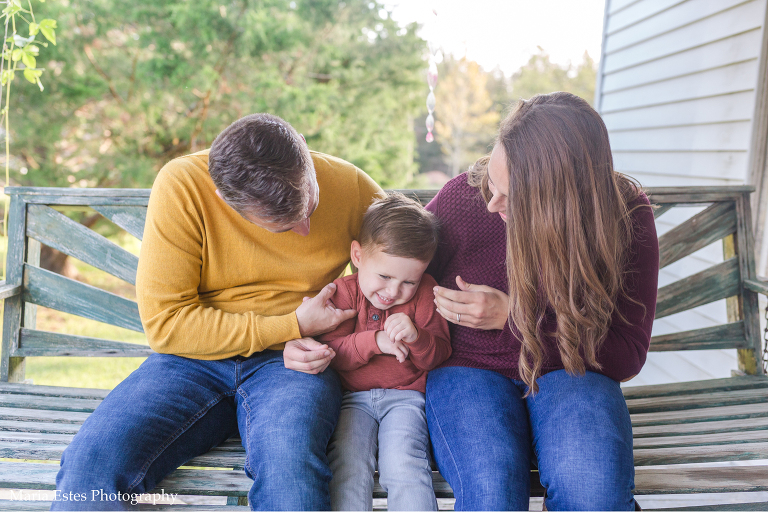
[328,388,437,511]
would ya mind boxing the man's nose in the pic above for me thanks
[291,218,310,236]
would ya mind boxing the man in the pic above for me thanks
[53,114,384,510]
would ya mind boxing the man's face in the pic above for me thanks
[217,177,319,237]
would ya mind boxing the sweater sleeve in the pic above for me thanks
[136,166,301,359]
[318,278,383,371]
[593,195,659,381]
[406,275,453,371]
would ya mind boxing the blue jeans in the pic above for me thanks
[52,351,342,511]
[426,367,635,511]
[328,389,437,511]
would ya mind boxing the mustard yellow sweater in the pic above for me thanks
[136,149,384,359]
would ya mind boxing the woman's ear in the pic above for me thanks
[350,240,363,268]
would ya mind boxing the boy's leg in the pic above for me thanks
[327,391,378,511]
[425,366,531,511]
[236,351,342,511]
[53,353,239,511]
[527,370,635,511]
[377,389,437,512]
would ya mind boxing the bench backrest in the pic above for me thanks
[1,185,764,382]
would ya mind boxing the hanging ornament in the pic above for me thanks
[425,10,439,143]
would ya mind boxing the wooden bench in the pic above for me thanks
[0,185,767,510]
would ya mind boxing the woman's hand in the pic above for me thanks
[434,275,509,331]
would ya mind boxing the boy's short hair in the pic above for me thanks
[359,193,440,263]
[209,113,315,225]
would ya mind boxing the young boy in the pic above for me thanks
[319,193,451,511]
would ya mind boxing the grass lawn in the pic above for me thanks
[1,231,148,390]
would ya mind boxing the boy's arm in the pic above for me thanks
[405,274,452,371]
[317,279,383,371]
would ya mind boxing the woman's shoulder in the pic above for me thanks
[429,172,488,218]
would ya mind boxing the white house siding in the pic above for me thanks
[595,0,768,386]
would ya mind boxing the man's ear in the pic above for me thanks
[350,241,363,268]
[215,189,224,200]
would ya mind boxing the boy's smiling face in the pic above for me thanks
[350,241,429,310]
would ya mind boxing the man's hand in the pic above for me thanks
[296,282,357,337]
[283,338,336,374]
[434,275,509,331]
[375,330,410,363]
[384,313,419,344]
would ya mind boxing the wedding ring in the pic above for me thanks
[457,313,461,323]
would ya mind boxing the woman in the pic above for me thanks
[426,92,658,511]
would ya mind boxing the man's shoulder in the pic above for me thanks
[155,150,211,188]
[310,150,357,175]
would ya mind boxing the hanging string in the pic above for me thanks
[425,9,441,143]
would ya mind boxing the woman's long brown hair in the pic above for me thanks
[487,92,642,394]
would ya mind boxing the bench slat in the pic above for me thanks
[622,376,768,399]
[0,383,109,400]
[0,395,101,413]
[0,503,250,511]
[649,322,748,352]
[0,407,91,424]
[15,329,152,358]
[633,416,768,438]
[653,204,674,219]
[626,388,768,414]
[26,205,139,286]
[91,206,147,241]
[655,258,740,319]
[633,429,768,448]
[631,403,768,426]
[658,201,737,269]
[23,265,143,333]
[634,442,768,466]
[634,465,768,494]
[0,281,21,300]
[0,420,81,435]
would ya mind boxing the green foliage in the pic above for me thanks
[10,0,426,189]
[509,48,597,106]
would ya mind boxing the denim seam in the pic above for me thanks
[125,391,235,493]
[425,392,463,505]
[237,386,253,477]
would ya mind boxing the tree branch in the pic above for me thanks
[84,44,123,104]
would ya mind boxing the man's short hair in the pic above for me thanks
[358,193,440,263]
[209,113,315,225]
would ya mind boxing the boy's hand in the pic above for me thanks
[376,330,410,363]
[384,313,419,344]
[296,282,357,337]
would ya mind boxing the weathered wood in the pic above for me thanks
[744,277,768,294]
[22,265,143,333]
[658,201,736,268]
[626,388,768,414]
[633,415,768,438]
[633,429,768,449]
[645,186,756,196]
[7,187,151,197]
[0,503,249,511]
[0,407,90,424]
[0,394,102,413]
[631,402,768,427]
[652,502,768,511]
[0,281,21,300]
[734,193,763,375]
[0,419,81,435]
[26,204,139,285]
[1,196,27,383]
[649,322,748,352]
[0,431,74,445]
[653,203,674,219]
[634,465,768,493]
[622,375,768,400]
[14,329,152,358]
[655,257,740,319]
[0,382,109,400]
[91,205,147,240]
[633,442,768,466]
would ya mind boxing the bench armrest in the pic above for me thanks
[744,278,768,296]
[0,280,21,300]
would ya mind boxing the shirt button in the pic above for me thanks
[372,314,380,321]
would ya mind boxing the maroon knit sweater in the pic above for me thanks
[425,173,659,382]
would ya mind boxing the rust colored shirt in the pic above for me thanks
[319,273,452,393]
